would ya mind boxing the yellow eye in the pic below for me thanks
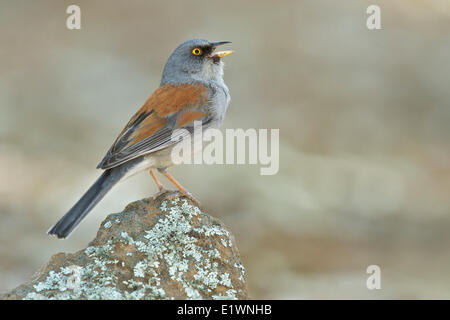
[192,48,202,56]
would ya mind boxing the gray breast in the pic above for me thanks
[207,80,230,126]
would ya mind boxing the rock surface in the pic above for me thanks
[1,191,247,300]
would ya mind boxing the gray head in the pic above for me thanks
[161,39,234,85]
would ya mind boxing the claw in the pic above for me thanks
[179,190,201,207]
[160,171,201,207]
[152,187,169,199]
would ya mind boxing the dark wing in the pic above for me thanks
[97,83,211,169]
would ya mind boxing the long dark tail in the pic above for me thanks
[48,167,128,239]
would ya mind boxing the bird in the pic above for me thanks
[48,39,234,239]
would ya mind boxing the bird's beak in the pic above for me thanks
[214,50,235,58]
[210,41,234,59]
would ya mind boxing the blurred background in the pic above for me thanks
[1,0,449,299]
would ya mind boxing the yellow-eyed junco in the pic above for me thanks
[48,39,233,238]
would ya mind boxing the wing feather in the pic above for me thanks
[97,83,210,169]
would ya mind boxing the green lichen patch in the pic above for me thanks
[6,192,247,300]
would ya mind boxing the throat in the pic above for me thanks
[200,60,224,81]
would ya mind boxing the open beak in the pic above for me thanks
[210,41,234,59]
[214,50,235,58]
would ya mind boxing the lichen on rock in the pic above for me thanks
[1,191,248,300]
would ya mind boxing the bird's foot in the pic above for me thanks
[178,189,201,208]
[153,188,201,207]
[152,187,169,199]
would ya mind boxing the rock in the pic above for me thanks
[1,191,248,300]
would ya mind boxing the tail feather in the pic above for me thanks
[48,167,127,239]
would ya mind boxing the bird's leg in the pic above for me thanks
[149,169,167,198]
[149,169,164,191]
[158,169,201,207]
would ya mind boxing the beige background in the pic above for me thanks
[1,0,449,298]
